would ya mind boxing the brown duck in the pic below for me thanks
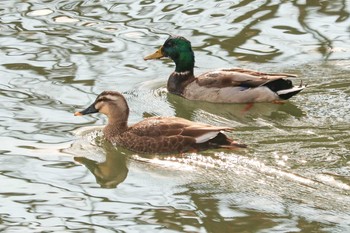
[74,91,246,154]
[144,35,305,103]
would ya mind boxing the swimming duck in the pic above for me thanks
[74,91,246,154]
[144,35,305,103]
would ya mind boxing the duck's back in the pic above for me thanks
[182,68,302,103]
[111,116,234,154]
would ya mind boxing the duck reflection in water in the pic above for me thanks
[74,141,128,189]
[130,86,305,123]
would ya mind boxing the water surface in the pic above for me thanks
[0,0,349,232]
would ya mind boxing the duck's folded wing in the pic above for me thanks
[129,116,232,143]
[180,126,232,143]
[197,68,297,88]
[122,117,244,153]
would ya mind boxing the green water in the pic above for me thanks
[0,1,349,232]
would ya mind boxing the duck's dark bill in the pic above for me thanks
[74,104,98,116]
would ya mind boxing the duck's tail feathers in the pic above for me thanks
[207,133,247,150]
[276,85,305,100]
[264,79,306,100]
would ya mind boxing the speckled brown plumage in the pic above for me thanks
[75,91,246,154]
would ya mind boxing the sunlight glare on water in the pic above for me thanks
[0,0,349,232]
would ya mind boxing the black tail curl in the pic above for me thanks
[263,79,304,100]
[263,79,293,92]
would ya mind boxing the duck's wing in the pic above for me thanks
[121,117,245,153]
[129,116,232,141]
[196,68,297,88]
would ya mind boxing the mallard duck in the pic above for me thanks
[144,35,305,103]
[74,91,246,154]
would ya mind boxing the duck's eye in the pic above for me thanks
[166,41,174,47]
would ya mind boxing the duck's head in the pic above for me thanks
[144,35,195,72]
[74,91,129,120]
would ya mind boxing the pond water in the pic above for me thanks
[0,0,349,232]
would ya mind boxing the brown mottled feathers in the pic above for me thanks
[110,117,245,154]
[129,117,231,137]
[196,68,297,88]
[75,91,246,154]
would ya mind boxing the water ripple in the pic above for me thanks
[1,0,350,232]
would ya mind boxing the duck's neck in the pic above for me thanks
[103,113,129,140]
[168,52,195,95]
[174,50,195,73]
[167,71,195,95]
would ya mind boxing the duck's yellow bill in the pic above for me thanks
[144,46,164,60]
[74,112,83,116]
